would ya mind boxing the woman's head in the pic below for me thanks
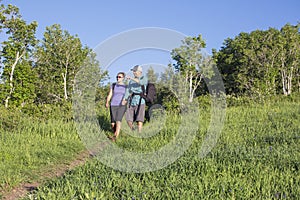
[116,72,125,82]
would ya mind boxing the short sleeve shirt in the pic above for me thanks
[124,76,148,106]
[110,84,126,106]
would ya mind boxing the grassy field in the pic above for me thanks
[0,113,85,197]
[1,95,299,199]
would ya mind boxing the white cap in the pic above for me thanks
[131,65,142,72]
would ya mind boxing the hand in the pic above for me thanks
[122,99,127,106]
[105,102,109,108]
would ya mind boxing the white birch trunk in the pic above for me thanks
[189,71,193,102]
[62,71,68,100]
[4,51,25,108]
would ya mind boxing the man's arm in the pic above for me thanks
[139,76,148,86]
[127,75,140,84]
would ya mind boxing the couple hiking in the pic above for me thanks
[105,65,148,141]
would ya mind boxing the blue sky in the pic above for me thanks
[1,0,300,82]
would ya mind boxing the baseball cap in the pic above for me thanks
[131,65,142,72]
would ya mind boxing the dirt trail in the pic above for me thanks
[1,150,92,200]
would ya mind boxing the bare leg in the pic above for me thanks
[114,121,121,138]
[127,121,134,130]
[108,122,117,141]
[137,121,143,133]
[111,122,116,132]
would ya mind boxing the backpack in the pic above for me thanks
[140,82,157,104]
[131,82,157,122]
[112,83,116,91]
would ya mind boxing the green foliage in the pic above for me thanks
[1,4,109,109]
[95,85,110,105]
[225,95,253,107]
[171,35,213,102]
[21,102,74,121]
[172,35,206,74]
[0,102,74,132]
[278,23,300,95]
[157,85,180,113]
[146,66,158,83]
[0,3,38,107]
[214,23,300,97]
[197,95,211,110]
[34,24,89,104]
[0,61,37,107]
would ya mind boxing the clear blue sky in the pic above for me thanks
[2,0,300,82]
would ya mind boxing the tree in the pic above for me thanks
[158,64,180,112]
[171,35,211,102]
[214,23,300,97]
[0,4,38,107]
[212,34,246,95]
[35,24,89,104]
[146,66,158,83]
[278,23,300,95]
[85,49,109,104]
[241,29,281,97]
[214,30,280,97]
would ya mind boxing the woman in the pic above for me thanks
[105,72,127,141]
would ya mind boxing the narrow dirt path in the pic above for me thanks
[1,150,92,200]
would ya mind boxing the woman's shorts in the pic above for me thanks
[110,105,126,122]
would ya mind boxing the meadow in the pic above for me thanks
[1,95,299,199]
[0,106,86,198]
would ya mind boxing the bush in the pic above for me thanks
[0,106,25,131]
[225,95,252,107]
[197,95,211,110]
[0,102,74,131]
[20,102,73,121]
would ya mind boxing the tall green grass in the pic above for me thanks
[0,110,85,195]
[21,95,299,199]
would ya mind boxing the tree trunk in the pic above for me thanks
[189,72,193,102]
[4,51,24,108]
[281,70,287,95]
[62,71,68,100]
[287,72,293,95]
[298,76,300,92]
[281,69,293,96]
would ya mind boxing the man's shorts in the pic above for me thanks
[110,105,126,122]
[125,104,145,122]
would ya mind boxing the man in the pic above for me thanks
[122,65,148,132]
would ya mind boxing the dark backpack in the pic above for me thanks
[140,82,157,104]
[112,83,116,91]
[131,82,157,122]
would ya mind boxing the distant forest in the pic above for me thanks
[1,3,299,110]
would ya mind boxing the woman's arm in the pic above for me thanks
[105,88,113,108]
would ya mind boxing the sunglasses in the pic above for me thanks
[116,76,123,79]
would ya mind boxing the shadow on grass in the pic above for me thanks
[97,114,112,132]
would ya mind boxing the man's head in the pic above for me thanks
[131,65,142,77]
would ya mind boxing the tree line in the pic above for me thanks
[213,25,300,97]
[1,3,299,110]
[0,4,107,109]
